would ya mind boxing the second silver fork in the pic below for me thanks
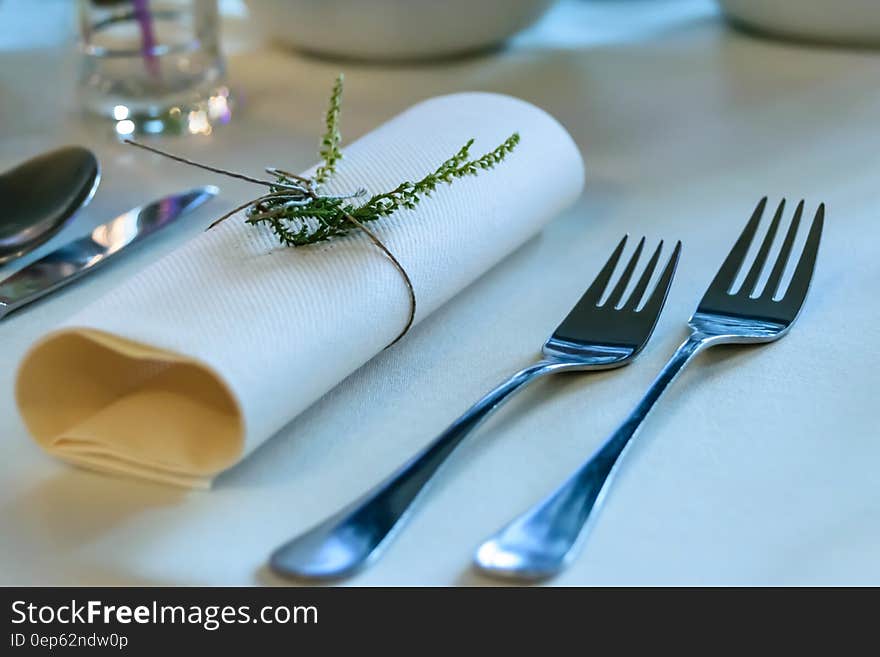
[270,235,682,580]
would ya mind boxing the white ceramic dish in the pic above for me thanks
[246,0,556,60]
[718,0,880,47]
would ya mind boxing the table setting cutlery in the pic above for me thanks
[0,186,218,321]
[2,0,865,590]
[7,85,828,584]
[0,146,100,265]
[474,197,824,581]
[270,235,681,580]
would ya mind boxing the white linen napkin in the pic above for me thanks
[15,92,585,488]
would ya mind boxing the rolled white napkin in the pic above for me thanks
[16,92,584,488]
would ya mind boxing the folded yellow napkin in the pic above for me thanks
[16,92,585,488]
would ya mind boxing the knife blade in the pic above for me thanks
[0,185,218,320]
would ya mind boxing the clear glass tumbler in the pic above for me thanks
[78,0,231,136]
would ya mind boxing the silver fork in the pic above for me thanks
[270,235,682,580]
[474,197,824,581]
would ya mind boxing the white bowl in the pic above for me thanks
[246,0,556,60]
[718,0,880,47]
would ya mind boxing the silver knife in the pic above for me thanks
[0,185,218,320]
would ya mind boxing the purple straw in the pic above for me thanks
[133,0,160,77]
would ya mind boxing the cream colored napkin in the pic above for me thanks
[16,92,585,488]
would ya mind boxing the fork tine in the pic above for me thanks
[604,237,645,308]
[639,241,681,315]
[761,200,803,300]
[707,197,767,294]
[739,199,784,296]
[577,235,628,306]
[779,203,824,311]
[622,240,663,311]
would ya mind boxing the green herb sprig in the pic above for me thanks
[247,130,521,247]
[124,74,519,344]
[313,73,344,186]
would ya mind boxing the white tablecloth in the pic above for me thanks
[1,0,878,585]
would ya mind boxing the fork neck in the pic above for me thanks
[623,332,712,431]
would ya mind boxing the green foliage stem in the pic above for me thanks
[313,73,344,186]
[244,74,520,247]
[246,133,520,246]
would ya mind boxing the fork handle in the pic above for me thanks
[474,334,709,581]
[270,359,573,580]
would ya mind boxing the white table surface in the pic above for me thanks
[2,0,878,586]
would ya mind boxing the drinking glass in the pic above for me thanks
[78,0,231,136]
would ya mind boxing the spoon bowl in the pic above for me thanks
[0,146,100,265]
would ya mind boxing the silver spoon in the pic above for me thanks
[0,146,101,265]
